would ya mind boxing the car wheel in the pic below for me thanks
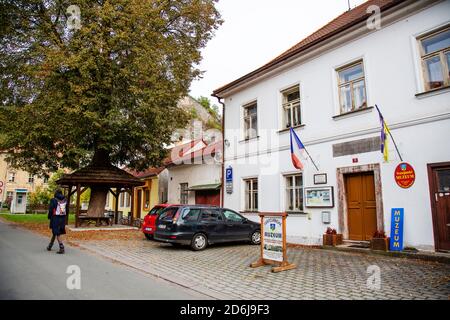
[250,230,261,245]
[144,233,153,240]
[191,233,207,251]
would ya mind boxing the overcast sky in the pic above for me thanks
[189,0,367,100]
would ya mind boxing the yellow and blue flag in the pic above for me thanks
[376,105,391,162]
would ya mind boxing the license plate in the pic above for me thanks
[145,227,152,231]
[158,224,166,229]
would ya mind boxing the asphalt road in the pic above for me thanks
[0,221,208,300]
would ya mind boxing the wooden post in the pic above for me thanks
[75,184,81,228]
[250,212,296,273]
[129,186,134,226]
[65,186,71,225]
[114,188,119,225]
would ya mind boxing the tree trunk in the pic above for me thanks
[86,148,111,217]
[87,187,108,217]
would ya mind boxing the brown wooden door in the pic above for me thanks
[345,172,377,241]
[195,190,220,206]
[428,164,450,251]
[136,190,142,219]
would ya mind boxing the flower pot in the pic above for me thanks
[370,237,390,251]
[323,234,343,246]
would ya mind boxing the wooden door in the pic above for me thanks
[428,163,450,251]
[195,190,220,206]
[345,172,377,241]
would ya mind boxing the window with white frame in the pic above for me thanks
[244,178,258,211]
[28,174,34,183]
[418,26,450,91]
[119,192,130,207]
[125,192,130,207]
[8,172,15,182]
[243,102,258,140]
[119,192,125,207]
[282,86,301,128]
[180,183,189,204]
[337,61,367,114]
[285,174,303,212]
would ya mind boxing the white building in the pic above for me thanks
[213,0,450,251]
[167,140,222,206]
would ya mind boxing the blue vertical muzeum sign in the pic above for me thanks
[389,208,404,251]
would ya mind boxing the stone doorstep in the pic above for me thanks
[321,244,450,264]
[74,241,233,300]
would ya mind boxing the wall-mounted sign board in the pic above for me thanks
[394,162,415,189]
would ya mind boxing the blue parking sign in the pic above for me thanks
[226,167,233,182]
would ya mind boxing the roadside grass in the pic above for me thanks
[0,213,75,224]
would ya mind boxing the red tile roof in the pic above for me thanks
[165,140,223,167]
[213,0,405,96]
[128,167,166,179]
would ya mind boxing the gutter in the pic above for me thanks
[212,94,226,207]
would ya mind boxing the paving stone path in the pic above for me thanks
[73,238,450,300]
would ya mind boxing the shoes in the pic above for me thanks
[47,243,54,251]
[57,244,65,254]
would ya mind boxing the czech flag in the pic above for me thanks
[290,127,306,170]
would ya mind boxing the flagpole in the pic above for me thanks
[387,129,403,162]
[375,105,403,162]
[303,147,320,172]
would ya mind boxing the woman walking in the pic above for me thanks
[47,190,68,254]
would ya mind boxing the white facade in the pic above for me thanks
[219,1,450,250]
[167,163,222,204]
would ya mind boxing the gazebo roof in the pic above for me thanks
[56,165,145,187]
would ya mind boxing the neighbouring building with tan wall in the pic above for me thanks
[0,154,49,213]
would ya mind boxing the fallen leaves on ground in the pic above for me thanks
[0,217,143,241]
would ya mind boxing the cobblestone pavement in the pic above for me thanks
[73,237,450,300]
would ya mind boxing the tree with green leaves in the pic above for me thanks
[0,0,222,215]
[197,95,221,129]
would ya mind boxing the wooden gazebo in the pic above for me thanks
[56,165,145,228]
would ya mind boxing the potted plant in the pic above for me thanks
[370,230,390,251]
[323,227,343,246]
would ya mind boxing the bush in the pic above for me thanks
[28,186,52,209]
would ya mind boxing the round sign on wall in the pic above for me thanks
[394,162,415,188]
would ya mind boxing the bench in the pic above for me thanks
[78,216,112,227]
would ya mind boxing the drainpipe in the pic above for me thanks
[212,94,225,207]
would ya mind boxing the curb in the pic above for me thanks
[321,245,450,264]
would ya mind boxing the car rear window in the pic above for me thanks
[159,207,179,221]
[181,208,201,222]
